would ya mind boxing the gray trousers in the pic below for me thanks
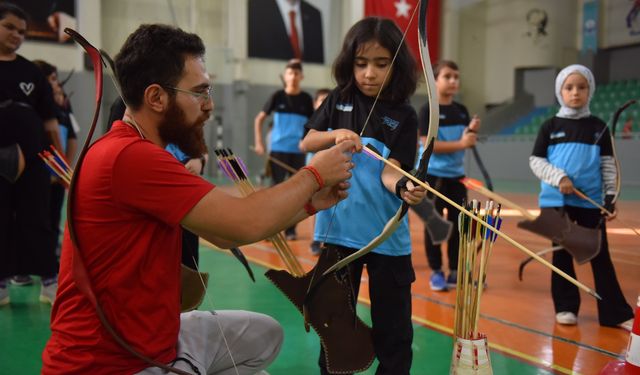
[136,310,283,375]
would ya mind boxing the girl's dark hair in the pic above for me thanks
[433,60,458,78]
[0,2,28,22]
[32,60,57,78]
[333,17,416,103]
[114,24,205,109]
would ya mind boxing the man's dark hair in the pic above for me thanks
[114,24,205,109]
[433,60,459,78]
[333,17,416,104]
[0,2,28,22]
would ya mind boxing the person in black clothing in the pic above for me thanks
[33,59,78,256]
[0,3,61,305]
[248,0,324,63]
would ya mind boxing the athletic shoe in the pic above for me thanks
[285,233,297,241]
[446,270,457,289]
[556,311,578,325]
[310,241,322,256]
[430,270,448,291]
[10,275,33,286]
[40,282,57,305]
[0,285,9,306]
[618,318,634,331]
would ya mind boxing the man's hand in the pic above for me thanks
[184,158,204,175]
[311,181,350,211]
[333,129,362,152]
[397,179,427,205]
[558,176,574,194]
[308,141,355,187]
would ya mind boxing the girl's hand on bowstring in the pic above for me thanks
[333,129,362,152]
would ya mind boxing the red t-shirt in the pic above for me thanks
[42,121,214,374]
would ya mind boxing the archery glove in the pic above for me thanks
[603,194,616,216]
[395,176,410,200]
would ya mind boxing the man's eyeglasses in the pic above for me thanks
[162,86,213,102]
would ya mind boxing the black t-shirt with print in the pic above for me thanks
[306,88,417,171]
[0,55,56,121]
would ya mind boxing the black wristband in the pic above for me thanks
[395,176,409,199]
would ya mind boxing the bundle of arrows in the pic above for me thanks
[450,199,502,375]
[214,148,304,276]
[39,145,73,187]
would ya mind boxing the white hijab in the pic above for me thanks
[555,64,596,119]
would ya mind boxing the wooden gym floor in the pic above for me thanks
[0,186,638,374]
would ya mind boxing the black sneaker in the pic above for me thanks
[10,275,33,286]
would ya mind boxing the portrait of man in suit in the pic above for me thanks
[248,0,325,64]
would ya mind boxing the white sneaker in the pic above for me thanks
[40,282,57,305]
[556,311,577,325]
[618,318,634,332]
[0,286,9,306]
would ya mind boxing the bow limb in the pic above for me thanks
[609,99,636,205]
[322,0,438,276]
[470,145,494,191]
[64,29,192,375]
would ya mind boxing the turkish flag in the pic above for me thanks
[364,0,440,66]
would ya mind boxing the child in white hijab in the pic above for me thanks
[528,64,633,330]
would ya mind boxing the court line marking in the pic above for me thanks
[201,242,620,374]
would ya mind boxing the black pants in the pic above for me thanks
[551,206,633,326]
[424,175,466,272]
[269,151,305,236]
[0,161,57,279]
[0,104,58,279]
[319,245,415,375]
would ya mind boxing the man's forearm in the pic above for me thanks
[184,169,319,247]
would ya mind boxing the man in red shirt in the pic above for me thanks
[42,24,354,374]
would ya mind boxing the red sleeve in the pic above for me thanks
[111,141,214,226]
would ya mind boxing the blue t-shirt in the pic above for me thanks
[418,101,470,177]
[306,89,417,256]
[531,116,612,208]
[262,90,314,153]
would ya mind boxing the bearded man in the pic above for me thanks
[42,24,354,375]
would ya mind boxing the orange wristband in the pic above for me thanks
[304,201,317,216]
[301,165,324,191]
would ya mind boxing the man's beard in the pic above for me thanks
[158,99,208,158]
